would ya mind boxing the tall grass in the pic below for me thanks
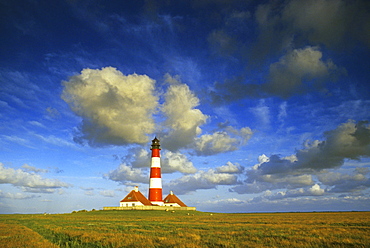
[1,211,369,247]
[0,221,58,248]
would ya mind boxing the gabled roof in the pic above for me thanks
[163,192,187,207]
[120,190,153,206]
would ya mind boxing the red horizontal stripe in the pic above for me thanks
[150,167,161,178]
[149,188,162,201]
[151,149,160,157]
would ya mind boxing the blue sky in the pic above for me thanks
[1,0,370,214]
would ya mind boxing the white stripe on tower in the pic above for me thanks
[148,137,163,205]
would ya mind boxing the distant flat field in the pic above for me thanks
[0,211,369,247]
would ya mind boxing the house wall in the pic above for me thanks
[104,206,196,211]
[119,201,145,207]
[163,203,181,207]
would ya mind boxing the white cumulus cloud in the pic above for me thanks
[308,184,325,196]
[161,151,197,174]
[216,161,243,174]
[166,168,239,195]
[161,74,208,151]
[62,67,158,146]
[0,190,40,199]
[0,163,70,193]
[21,164,49,173]
[99,190,115,197]
[193,126,253,156]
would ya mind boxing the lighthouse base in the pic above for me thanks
[150,201,164,206]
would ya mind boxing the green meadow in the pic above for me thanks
[0,210,369,247]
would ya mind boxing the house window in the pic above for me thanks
[132,203,135,206]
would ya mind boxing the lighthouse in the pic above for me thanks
[103,137,196,211]
[148,137,163,205]
[104,137,196,211]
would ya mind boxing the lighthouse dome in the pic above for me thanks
[151,137,160,149]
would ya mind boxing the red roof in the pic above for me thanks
[120,190,153,206]
[163,192,187,207]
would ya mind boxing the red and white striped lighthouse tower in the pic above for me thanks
[148,137,163,205]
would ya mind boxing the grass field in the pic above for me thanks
[0,210,369,247]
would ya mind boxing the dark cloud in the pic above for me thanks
[318,168,370,193]
[253,0,370,59]
[104,164,148,184]
[260,120,369,173]
[210,0,369,103]
[297,120,370,169]
[120,147,150,169]
[264,46,342,98]
[211,46,343,102]
[232,120,370,194]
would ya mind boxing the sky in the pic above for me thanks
[1,0,370,214]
